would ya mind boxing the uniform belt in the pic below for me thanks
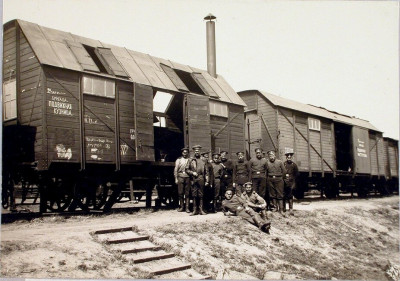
[268,175,282,178]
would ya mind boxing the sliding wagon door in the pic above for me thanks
[83,76,116,163]
[186,94,211,153]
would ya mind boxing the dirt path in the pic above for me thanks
[1,196,399,279]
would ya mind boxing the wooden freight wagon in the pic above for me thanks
[2,19,246,212]
[238,89,387,198]
[383,137,399,192]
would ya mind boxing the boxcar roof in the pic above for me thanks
[243,90,381,132]
[10,19,246,107]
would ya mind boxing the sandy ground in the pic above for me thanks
[1,195,399,280]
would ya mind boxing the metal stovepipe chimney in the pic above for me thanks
[204,13,217,78]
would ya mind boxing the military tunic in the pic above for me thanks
[233,161,250,194]
[283,161,299,199]
[174,156,191,197]
[266,159,286,200]
[220,159,234,196]
[249,157,268,198]
[185,157,209,198]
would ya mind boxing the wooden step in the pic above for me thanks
[151,264,192,275]
[107,235,149,244]
[121,245,161,254]
[154,268,212,279]
[93,227,134,235]
[131,252,175,264]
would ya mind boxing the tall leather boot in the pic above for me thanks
[260,209,268,220]
[185,197,190,213]
[210,199,217,213]
[199,198,207,215]
[278,200,286,217]
[289,198,294,216]
[190,198,199,216]
[253,214,271,233]
[272,199,278,212]
[177,197,184,212]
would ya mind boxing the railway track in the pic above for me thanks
[2,190,397,223]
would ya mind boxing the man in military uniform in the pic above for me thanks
[174,147,191,212]
[266,150,287,216]
[220,151,234,197]
[241,181,269,221]
[201,151,214,212]
[210,152,223,212]
[283,150,299,216]
[222,189,271,233]
[233,151,250,196]
[185,145,209,216]
[249,148,268,205]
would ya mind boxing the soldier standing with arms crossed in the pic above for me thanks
[186,145,209,216]
[283,150,299,216]
[266,150,287,217]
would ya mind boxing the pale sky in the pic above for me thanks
[3,0,399,139]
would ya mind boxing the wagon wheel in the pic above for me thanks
[69,181,110,211]
[46,178,73,212]
[91,184,110,210]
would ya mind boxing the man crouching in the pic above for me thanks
[222,189,271,233]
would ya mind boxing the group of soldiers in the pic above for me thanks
[173,145,299,233]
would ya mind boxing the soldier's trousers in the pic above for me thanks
[284,181,296,200]
[235,175,249,195]
[220,177,233,198]
[237,208,264,226]
[252,177,267,198]
[191,178,204,198]
[213,179,221,200]
[177,177,191,198]
[268,177,284,200]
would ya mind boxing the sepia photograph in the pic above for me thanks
[1,0,399,280]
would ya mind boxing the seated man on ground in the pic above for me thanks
[241,181,269,220]
[222,189,271,233]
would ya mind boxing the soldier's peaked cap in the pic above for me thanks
[201,151,210,156]
[181,147,189,152]
[267,150,275,155]
[255,148,263,152]
[212,152,221,157]
[192,145,202,150]
[285,148,294,155]
[220,150,228,154]
[244,181,253,186]
[236,151,244,155]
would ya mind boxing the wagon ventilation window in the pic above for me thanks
[308,118,321,131]
[2,79,17,121]
[174,69,205,95]
[83,75,115,98]
[82,45,110,74]
[210,100,228,118]
[153,91,173,113]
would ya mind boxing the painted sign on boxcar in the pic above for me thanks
[352,127,371,174]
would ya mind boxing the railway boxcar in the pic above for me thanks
[383,137,399,192]
[2,19,246,212]
[238,89,396,198]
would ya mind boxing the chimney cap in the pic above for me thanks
[204,13,216,21]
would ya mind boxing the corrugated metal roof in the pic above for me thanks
[15,19,244,106]
[253,90,381,132]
